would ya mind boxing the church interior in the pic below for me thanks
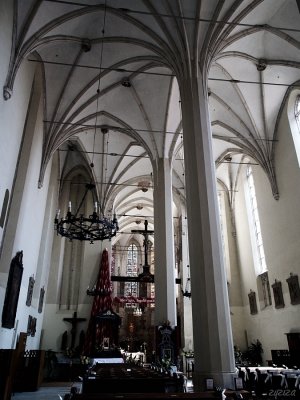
[1,0,300,399]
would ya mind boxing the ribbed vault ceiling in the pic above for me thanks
[5,0,300,238]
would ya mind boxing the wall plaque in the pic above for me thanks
[1,251,24,329]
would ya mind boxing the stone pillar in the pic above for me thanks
[180,73,235,390]
[153,158,177,327]
[181,214,193,351]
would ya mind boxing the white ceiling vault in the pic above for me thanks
[4,0,300,238]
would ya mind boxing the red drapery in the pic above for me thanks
[83,249,115,356]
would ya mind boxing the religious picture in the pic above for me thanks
[26,276,35,307]
[248,290,258,315]
[163,348,172,360]
[2,251,24,329]
[31,317,37,337]
[286,274,300,305]
[205,378,214,390]
[272,280,285,309]
[27,315,32,335]
[38,287,45,313]
[235,377,244,390]
[27,315,37,336]
[103,337,110,349]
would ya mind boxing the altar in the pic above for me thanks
[91,357,124,365]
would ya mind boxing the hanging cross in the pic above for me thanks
[131,219,154,270]
[111,220,154,283]
[63,311,86,349]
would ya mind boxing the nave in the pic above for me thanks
[1,0,300,397]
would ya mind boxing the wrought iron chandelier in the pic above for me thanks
[54,183,118,243]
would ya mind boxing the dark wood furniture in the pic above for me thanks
[286,333,300,367]
[82,364,184,394]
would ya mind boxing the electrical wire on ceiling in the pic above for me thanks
[47,120,279,141]
[29,59,300,88]
[58,148,149,158]
[61,179,154,188]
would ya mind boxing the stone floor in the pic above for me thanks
[12,386,72,399]
[11,380,194,399]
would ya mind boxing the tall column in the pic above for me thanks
[153,158,176,326]
[181,214,193,351]
[180,73,235,390]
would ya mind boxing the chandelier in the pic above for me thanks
[133,307,143,317]
[54,8,119,243]
[54,183,118,243]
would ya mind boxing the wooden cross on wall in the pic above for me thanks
[63,311,86,348]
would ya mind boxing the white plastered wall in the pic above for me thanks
[233,97,300,362]
[0,70,54,349]
[0,0,56,349]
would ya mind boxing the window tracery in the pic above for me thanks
[125,244,138,308]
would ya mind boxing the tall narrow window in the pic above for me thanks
[217,192,230,282]
[287,91,300,167]
[246,166,267,275]
[125,244,138,308]
[246,166,271,307]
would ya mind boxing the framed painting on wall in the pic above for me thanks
[1,251,24,329]
[272,280,285,309]
[286,273,300,305]
[38,287,45,313]
[26,276,35,306]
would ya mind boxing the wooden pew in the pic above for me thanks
[82,365,184,394]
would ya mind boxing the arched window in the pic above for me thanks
[287,91,300,167]
[125,244,138,308]
[246,166,271,308]
[217,191,231,283]
[246,166,267,275]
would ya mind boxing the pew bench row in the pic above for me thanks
[72,390,251,400]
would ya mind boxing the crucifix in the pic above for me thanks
[111,220,154,283]
[63,311,86,349]
[132,219,154,282]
